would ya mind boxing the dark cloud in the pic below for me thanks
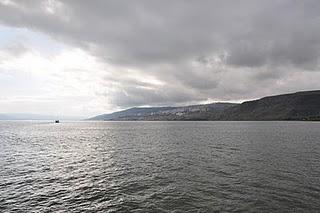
[1,0,320,108]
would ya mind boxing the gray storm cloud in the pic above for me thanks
[1,0,320,108]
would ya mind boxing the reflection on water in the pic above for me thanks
[1,121,320,212]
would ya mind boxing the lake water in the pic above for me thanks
[1,121,320,212]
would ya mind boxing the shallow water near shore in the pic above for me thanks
[1,121,320,212]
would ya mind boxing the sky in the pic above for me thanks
[1,0,320,117]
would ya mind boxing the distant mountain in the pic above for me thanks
[219,90,320,121]
[0,113,55,120]
[0,113,81,120]
[88,103,238,121]
[88,90,320,121]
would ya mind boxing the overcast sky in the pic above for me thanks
[1,0,320,117]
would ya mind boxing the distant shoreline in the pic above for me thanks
[88,90,320,122]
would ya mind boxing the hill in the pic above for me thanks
[219,90,320,121]
[88,90,320,121]
[88,103,237,121]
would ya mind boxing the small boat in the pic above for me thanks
[55,120,60,123]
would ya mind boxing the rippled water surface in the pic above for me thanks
[1,121,320,212]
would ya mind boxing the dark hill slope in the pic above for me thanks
[219,90,320,121]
